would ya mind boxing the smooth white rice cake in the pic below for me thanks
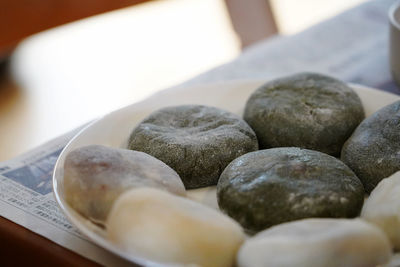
[106,187,245,267]
[361,171,400,250]
[237,218,391,267]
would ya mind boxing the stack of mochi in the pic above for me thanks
[63,72,400,267]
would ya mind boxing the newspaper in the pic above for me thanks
[0,0,399,266]
[184,0,399,94]
[0,128,132,266]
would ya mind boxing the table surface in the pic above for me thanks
[0,0,399,265]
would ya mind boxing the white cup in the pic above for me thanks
[390,1,400,85]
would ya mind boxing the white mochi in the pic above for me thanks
[237,218,391,267]
[64,145,185,223]
[386,254,400,267]
[361,171,400,250]
[106,187,245,267]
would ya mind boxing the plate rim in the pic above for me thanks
[52,80,400,266]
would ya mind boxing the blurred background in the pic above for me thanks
[0,0,368,160]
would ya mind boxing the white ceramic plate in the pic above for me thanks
[53,80,400,266]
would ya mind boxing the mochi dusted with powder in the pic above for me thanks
[63,145,185,223]
[244,72,364,156]
[217,147,365,232]
[128,105,258,189]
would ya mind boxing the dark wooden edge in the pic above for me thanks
[0,0,154,56]
[0,215,101,266]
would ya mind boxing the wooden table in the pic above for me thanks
[0,0,398,265]
[0,216,101,266]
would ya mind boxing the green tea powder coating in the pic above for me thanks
[217,147,364,232]
[244,73,364,156]
[128,105,258,189]
[341,100,400,193]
